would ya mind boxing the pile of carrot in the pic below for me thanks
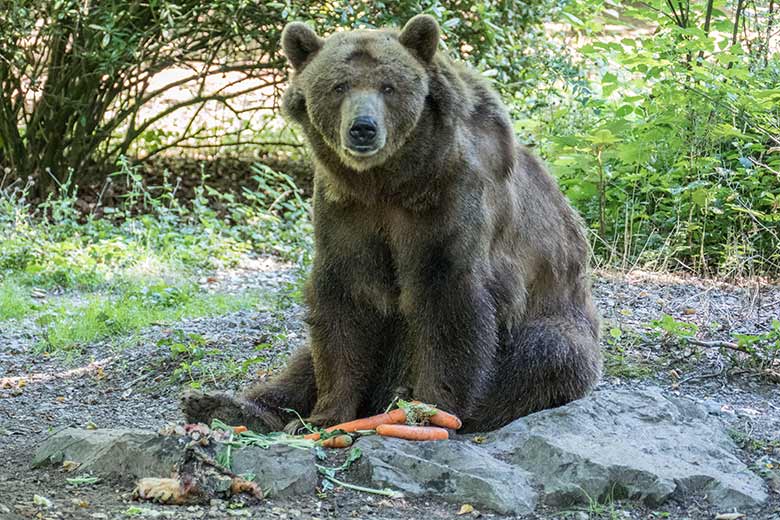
[301,402,462,448]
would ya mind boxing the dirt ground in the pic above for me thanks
[1,258,779,519]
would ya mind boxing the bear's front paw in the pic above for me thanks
[180,390,285,433]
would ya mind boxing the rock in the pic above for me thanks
[487,387,768,510]
[32,428,182,484]
[355,436,537,515]
[230,445,318,498]
[32,428,318,499]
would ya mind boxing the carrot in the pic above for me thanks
[324,408,407,433]
[428,409,462,430]
[375,424,449,441]
[232,425,248,434]
[299,408,406,441]
[407,400,462,429]
[320,434,353,448]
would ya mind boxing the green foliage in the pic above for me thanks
[0,0,295,196]
[0,161,310,352]
[531,0,780,276]
[602,326,654,379]
[0,281,37,320]
[35,283,261,352]
[735,319,780,368]
[650,314,700,342]
[159,330,219,389]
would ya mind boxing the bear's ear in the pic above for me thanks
[399,15,440,64]
[281,22,324,71]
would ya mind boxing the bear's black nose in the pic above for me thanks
[349,116,378,146]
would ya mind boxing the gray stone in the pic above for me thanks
[32,428,319,498]
[355,436,537,515]
[32,428,182,483]
[230,445,318,498]
[486,387,768,510]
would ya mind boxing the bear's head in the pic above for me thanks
[281,15,440,171]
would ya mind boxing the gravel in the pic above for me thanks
[1,260,778,519]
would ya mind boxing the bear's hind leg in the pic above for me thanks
[466,317,602,432]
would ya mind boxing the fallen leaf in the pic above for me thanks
[70,498,89,508]
[457,504,474,515]
[714,513,745,520]
[32,495,52,508]
[85,421,98,430]
[61,460,80,472]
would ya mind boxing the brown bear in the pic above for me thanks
[182,15,602,433]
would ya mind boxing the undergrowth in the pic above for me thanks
[0,160,311,352]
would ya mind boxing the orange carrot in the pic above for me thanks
[320,434,353,448]
[324,408,407,433]
[407,401,462,429]
[375,424,449,441]
[428,409,462,430]
[232,425,248,434]
[299,408,406,441]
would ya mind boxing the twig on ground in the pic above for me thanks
[687,338,751,354]
[677,358,726,385]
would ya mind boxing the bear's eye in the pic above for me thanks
[381,84,395,95]
[334,83,349,94]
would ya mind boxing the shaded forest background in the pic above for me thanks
[1,0,778,283]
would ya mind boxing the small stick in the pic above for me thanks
[687,338,750,354]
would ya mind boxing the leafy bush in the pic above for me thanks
[528,0,780,276]
[0,0,291,197]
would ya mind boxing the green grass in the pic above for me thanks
[0,281,38,320]
[36,285,267,352]
[603,350,654,380]
[0,162,311,352]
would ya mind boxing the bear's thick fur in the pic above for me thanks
[182,15,602,433]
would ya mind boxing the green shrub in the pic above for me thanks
[529,0,780,276]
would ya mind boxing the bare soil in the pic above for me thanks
[1,260,779,519]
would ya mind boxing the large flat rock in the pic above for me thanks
[32,428,181,484]
[355,436,537,515]
[487,387,768,510]
[230,445,318,497]
[31,428,318,498]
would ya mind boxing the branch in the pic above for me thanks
[687,338,751,354]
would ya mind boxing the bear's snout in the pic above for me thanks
[348,116,378,149]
